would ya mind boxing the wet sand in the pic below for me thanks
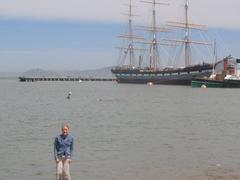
[112,165,240,180]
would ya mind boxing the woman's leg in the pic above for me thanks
[56,160,63,180]
[63,158,71,180]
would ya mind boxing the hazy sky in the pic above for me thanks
[0,0,239,72]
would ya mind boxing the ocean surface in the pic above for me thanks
[1,78,240,180]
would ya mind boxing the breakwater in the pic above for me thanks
[19,76,116,82]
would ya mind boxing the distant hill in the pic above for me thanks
[20,68,60,77]
[20,67,114,78]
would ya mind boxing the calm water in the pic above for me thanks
[1,79,240,180]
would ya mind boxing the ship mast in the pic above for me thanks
[213,39,217,73]
[184,0,190,66]
[128,0,134,66]
[140,0,169,71]
[117,0,145,67]
[151,0,158,71]
[167,0,209,67]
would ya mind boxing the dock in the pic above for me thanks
[19,77,116,82]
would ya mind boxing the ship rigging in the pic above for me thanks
[111,0,214,85]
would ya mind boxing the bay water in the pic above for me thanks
[1,79,240,180]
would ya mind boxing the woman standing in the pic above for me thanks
[54,123,74,180]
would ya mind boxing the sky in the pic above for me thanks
[0,0,239,73]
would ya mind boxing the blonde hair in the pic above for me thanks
[61,123,69,130]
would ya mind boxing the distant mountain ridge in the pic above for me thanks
[20,67,114,78]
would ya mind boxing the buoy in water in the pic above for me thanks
[147,82,153,86]
[67,91,72,99]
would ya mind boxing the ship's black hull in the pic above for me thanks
[111,64,213,85]
[114,72,212,85]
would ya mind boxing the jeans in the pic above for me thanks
[56,156,71,180]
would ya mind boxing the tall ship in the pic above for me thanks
[111,0,213,85]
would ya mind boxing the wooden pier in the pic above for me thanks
[19,77,116,82]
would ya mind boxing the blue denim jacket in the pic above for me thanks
[54,134,74,160]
